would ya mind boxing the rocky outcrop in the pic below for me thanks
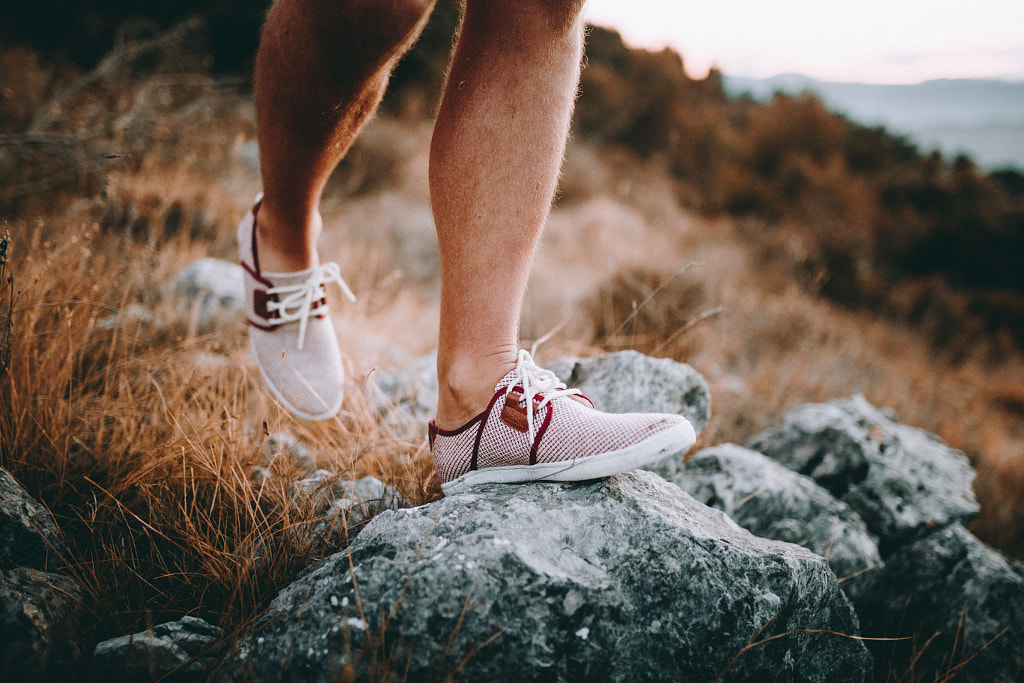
[747,396,1023,682]
[92,616,223,683]
[222,470,871,682]
[747,395,978,552]
[669,444,883,603]
[368,351,439,436]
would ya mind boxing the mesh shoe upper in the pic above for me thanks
[239,195,355,420]
[430,351,695,492]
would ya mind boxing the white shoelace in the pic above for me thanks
[265,262,356,350]
[507,349,582,441]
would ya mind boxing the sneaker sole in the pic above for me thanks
[251,338,344,421]
[440,419,696,495]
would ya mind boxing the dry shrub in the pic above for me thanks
[589,266,709,358]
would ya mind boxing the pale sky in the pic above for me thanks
[584,0,1024,84]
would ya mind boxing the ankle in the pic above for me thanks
[435,349,517,430]
[254,201,323,273]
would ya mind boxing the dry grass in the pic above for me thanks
[2,26,1024,679]
[0,217,436,648]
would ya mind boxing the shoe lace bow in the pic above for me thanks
[265,262,356,350]
[507,349,582,441]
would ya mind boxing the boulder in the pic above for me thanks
[747,395,978,552]
[221,470,871,682]
[92,615,223,682]
[671,444,883,602]
[173,258,245,330]
[546,350,710,435]
[0,468,62,570]
[856,524,1024,683]
[0,567,82,681]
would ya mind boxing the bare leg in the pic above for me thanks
[254,0,435,273]
[430,0,586,429]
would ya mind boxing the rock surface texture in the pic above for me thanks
[0,468,62,570]
[671,444,883,603]
[857,524,1024,682]
[223,470,871,682]
[747,395,978,552]
[0,468,83,681]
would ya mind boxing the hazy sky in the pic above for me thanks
[584,0,1024,84]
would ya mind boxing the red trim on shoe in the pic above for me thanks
[251,197,264,275]
[529,401,554,465]
[429,411,487,438]
[470,389,506,472]
[242,260,274,288]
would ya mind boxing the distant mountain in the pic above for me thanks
[723,75,1024,170]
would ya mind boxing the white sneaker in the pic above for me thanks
[238,195,356,420]
[430,350,696,495]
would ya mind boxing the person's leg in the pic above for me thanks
[255,0,435,273]
[430,0,587,430]
[243,0,434,419]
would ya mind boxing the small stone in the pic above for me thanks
[263,432,317,473]
[92,616,222,682]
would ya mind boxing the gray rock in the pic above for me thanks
[855,524,1024,683]
[222,470,871,682]
[0,567,82,681]
[0,468,62,570]
[92,615,223,682]
[173,258,245,329]
[673,444,883,603]
[747,395,978,552]
[546,350,710,436]
[367,351,438,435]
